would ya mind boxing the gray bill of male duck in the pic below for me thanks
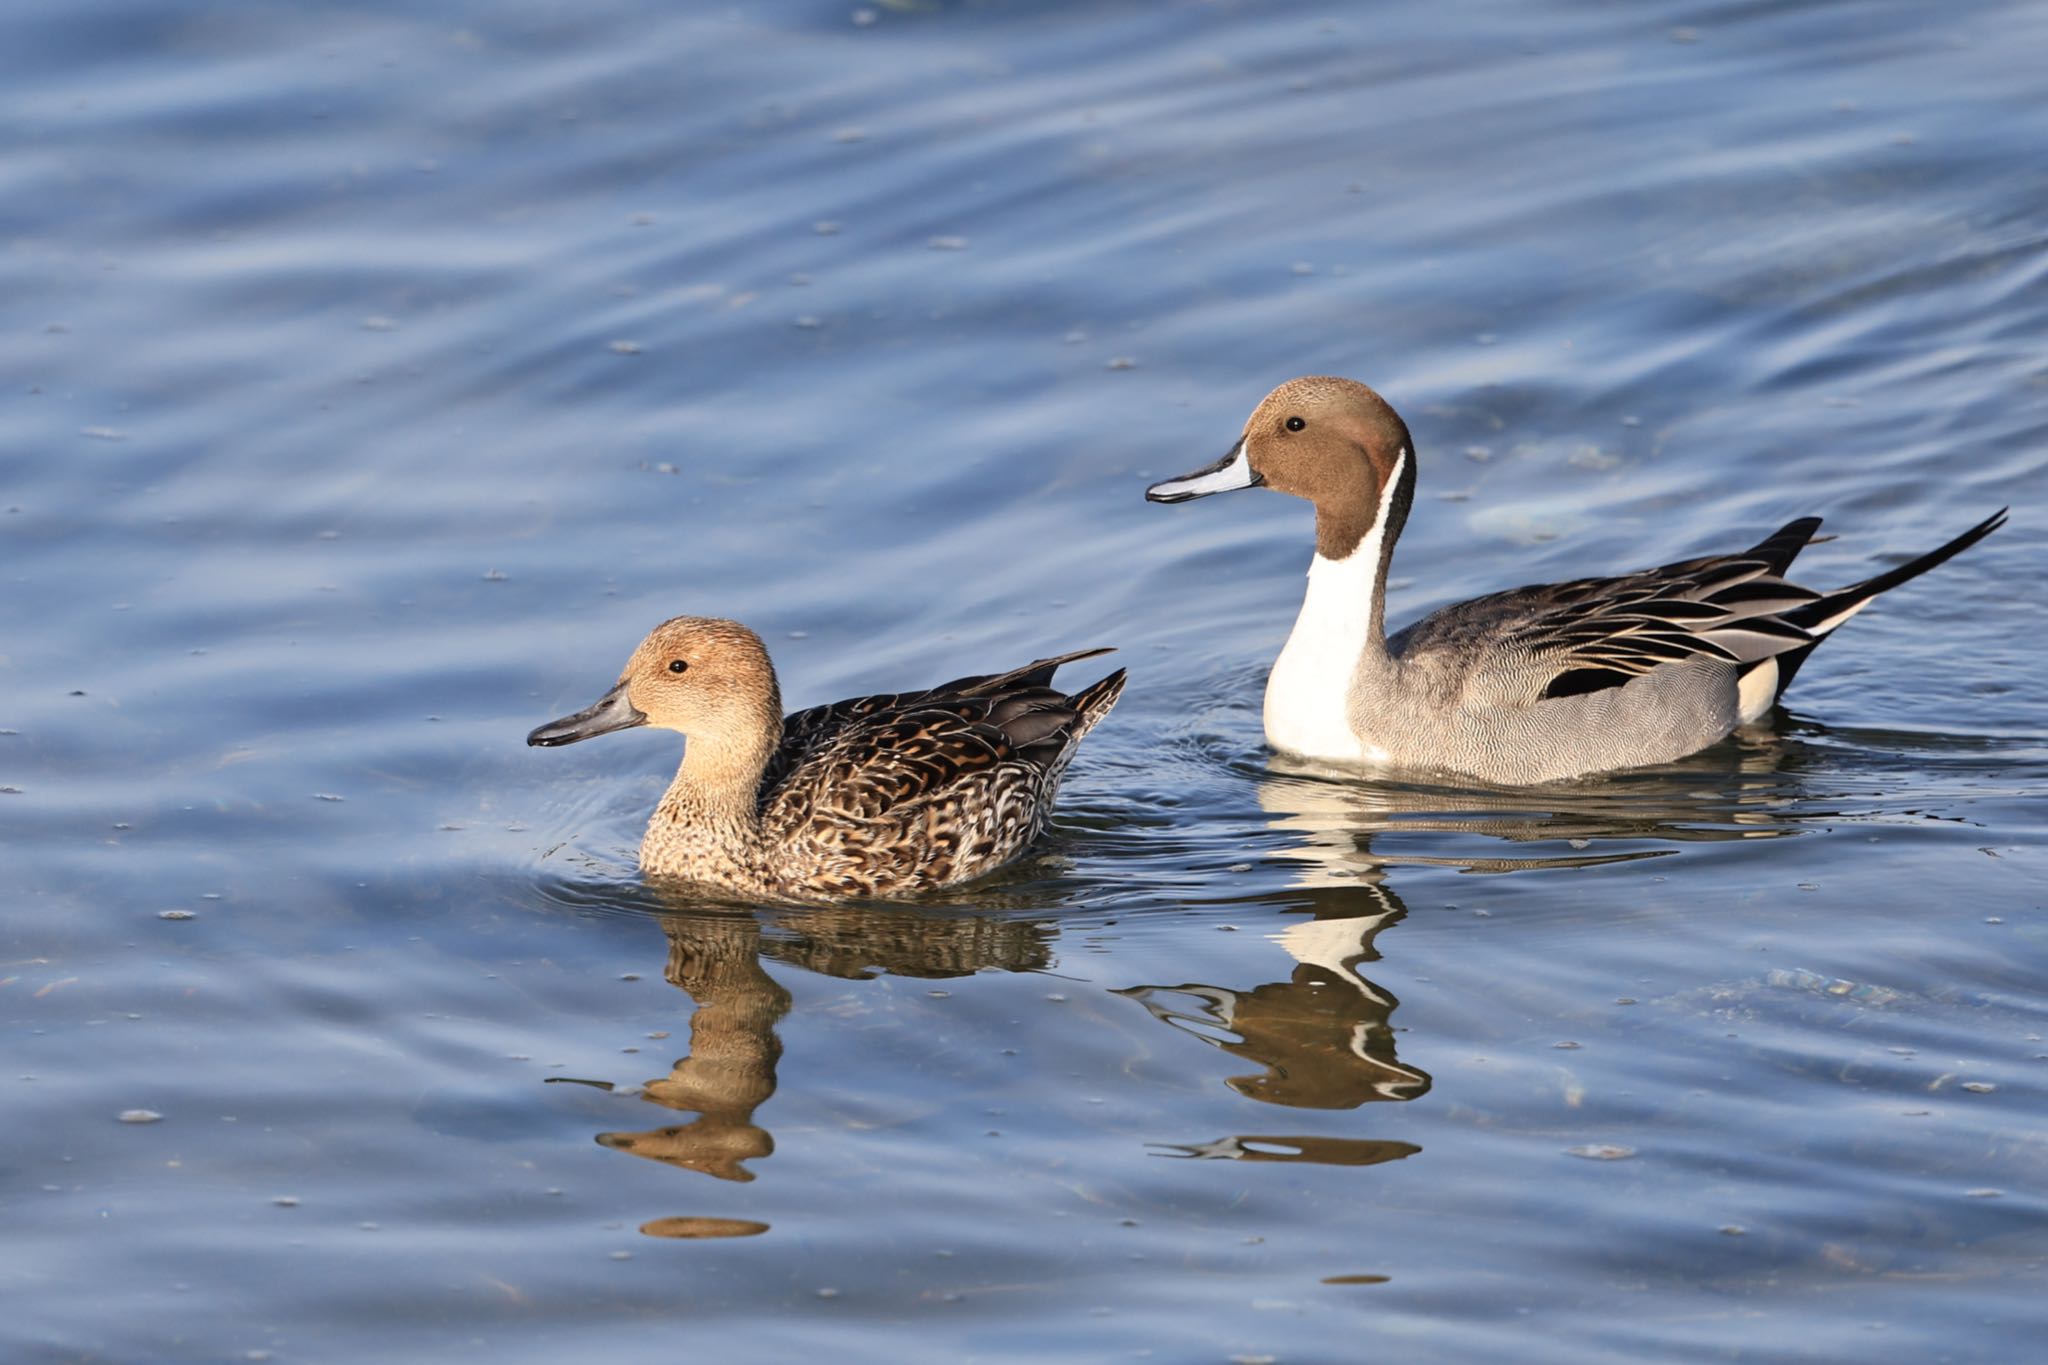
[1145,437,1263,502]
[1146,375,2007,785]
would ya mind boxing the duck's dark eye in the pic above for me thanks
[1285,416,1306,432]
[668,659,688,674]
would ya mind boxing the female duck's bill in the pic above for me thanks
[526,615,1127,900]
[1142,374,2006,785]
[527,679,645,746]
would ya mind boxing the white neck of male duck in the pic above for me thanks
[1264,447,1412,763]
[645,722,783,876]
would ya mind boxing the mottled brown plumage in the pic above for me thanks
[528,617,1125,900]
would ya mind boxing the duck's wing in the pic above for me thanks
[1393,518,1828,705]
[757,647,1120,798]
[762,651,1124,827]
[758,697,1046,896]
[760,691,912,796]
[756,654,1126,893]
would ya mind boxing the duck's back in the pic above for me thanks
[1370,524,1829,782]
[757,651,1125,896]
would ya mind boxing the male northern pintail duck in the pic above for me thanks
[1146,376,2007,785]
[528,616,1125,899]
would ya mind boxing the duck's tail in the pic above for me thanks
[960,646,1116,697]
[1063,666,1128,742]
[1768,506,2007,699]
[968,649,1124,762]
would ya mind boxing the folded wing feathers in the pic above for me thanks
[996,702,1082,752]
[764,650,1117,825]
[1527,541,1828,691]
[1707,579,1824,611]
[1515,510,2001,705]
[1691,615,1815,663]
[1670,560,1771,601]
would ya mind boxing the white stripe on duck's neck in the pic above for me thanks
[1263,449,1406,764]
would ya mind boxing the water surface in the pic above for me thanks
[5,1,2047,1360]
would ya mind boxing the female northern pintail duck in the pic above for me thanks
[1147,376,2006,785]
[528,616,1125,899]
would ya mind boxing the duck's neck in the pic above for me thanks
[646,722,782,871]
[1264,448,1410,762]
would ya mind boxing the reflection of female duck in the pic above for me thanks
[596,902,1056,1190]
[597,913,788,1183]
[759,905,1052,981]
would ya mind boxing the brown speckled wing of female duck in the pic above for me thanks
[760,648,1126,896]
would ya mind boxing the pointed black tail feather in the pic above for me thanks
[1772,507,2007,697]
[1787,507,2008,633]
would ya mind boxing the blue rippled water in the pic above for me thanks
[5,2,2046,1361]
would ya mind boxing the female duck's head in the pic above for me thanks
[527,616,782,756]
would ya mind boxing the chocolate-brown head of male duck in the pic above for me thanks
[1148,376,2006,784]
[530,615,1126,899]
[1148,376,1416,613]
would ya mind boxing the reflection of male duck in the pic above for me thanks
[1256,736,1816,882]
[593,902,1053,1193]
[1119,883,1430,1113]
[1120,746,1844,1167]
